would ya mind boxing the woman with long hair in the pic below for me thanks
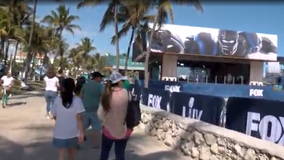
[97,72,132,160]
[51,78,85,160]
[44,68,59,119]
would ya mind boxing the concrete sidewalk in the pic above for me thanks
[0,94,187,160]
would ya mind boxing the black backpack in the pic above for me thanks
[125,91,141,129]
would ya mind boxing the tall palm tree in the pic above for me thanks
[41,5,81,37]
[54,35,69,65]
[24,0,36,82]
[68,47,81,77]
[77,0,123,72]
[109,0,170,75]
[41,5,80,65]
[76,37,96,71]
[0,0,31,70]
[143,0,203,88]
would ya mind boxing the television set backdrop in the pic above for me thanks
[133,23,277,61]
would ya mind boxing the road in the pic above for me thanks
[0,91,187,160]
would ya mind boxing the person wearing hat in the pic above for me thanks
[81,71,104,149]
[97,71,132,160]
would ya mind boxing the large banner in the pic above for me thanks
[141,88,171,112]
[226,97,284,145]
[134,23,277,61]
[171,92,224,125]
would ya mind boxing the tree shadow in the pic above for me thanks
[0,135,25,160]
[9,91,44,100]
[6,102,27,107]
[6,124,186,160]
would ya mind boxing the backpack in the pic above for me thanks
[125,91,141,129]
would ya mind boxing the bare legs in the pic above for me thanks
[58,148,77,160]
[93,130,100,148]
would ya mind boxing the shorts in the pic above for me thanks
[53,137,78,148]
[82,112,101,131]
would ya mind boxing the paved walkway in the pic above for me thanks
[0,92,187,160]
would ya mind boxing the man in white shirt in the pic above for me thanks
[1,72,14,93]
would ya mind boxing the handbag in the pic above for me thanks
[125,90,141,129]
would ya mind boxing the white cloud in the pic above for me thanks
[63,29,97,37]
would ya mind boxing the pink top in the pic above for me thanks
[97,87,133,140]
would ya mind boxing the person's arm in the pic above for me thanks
[80,85,85,98]
[76,98,85,141]
[55,77,59,87]
[10,78,14,86]
[97,103,106,121]
[1,76,5,84]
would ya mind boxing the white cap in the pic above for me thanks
[109,72,127,84]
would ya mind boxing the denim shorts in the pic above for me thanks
[82,112,101,131]
[53,137,78,148]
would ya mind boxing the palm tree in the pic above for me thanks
[41,5,81,37]
[77,0,123,72]
[54,35,69,65]
[76,37,96,71]
[0,0,31,70]
[68,47,81,77]
[41,5,80,65]
[109,1,169,75]
[86,53,106,72]
[143,0,203,88]
[24,0,36,82]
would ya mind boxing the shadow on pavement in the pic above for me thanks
[0,135,25,160]
[0,124,185,160]
[10,91,44,100]
[6,102,27,107]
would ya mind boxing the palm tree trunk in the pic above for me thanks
[114,1,120,72]
[4,41,9,67]
[11,41,19,73]
[0,37,5,59]
[29,52,37,78]
[24,0,37,83]
[58,29,64,66]
[144,11,159,88]
[124,27,135,75]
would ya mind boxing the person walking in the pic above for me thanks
[56,69,65,92]
[81,72,104,149]
[97,72,132,160]
[44,68,59,119]
[51,78,85,160]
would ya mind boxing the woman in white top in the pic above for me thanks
[51,78,85,160]
[44,68,59,119]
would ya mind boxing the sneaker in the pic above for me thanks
[48,112,54,119]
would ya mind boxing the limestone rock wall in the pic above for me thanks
[138,105,284,160]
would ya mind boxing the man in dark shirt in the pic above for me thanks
[56,69,65,91]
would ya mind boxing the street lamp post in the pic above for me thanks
[8,39,17,73]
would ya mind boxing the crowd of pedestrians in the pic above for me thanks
[43,68,135,160]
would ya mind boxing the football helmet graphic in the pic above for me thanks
[217,30,239,56]
[238,32,262,54]
[149,29,184,54]
[260,37,276,54]
[184,32,217,55]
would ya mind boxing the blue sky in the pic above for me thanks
[36,2,284,56]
